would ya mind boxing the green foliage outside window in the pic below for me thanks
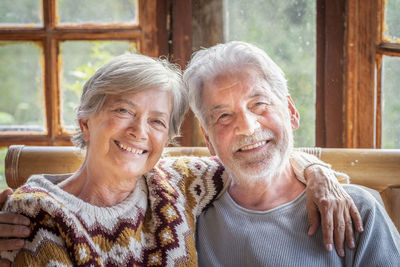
[0,148,7,190]
[60,41,137,130]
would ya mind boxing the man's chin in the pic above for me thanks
[232,152,284,176]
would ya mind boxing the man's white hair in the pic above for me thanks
[183,41,288,126]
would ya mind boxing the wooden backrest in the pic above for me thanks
[5,145,400,231]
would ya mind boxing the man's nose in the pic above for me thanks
[235,111,260,136]
[128,116,148,140]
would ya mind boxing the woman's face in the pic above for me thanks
[80,88,172,180]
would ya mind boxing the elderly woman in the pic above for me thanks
[0,54,361,266]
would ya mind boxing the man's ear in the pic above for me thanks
[287,96,300,131]
[79,118,90,142]
[200,125,216,156]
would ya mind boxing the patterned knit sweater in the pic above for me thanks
[1,157,225,267]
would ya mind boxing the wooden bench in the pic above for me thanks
[5,145,400,231]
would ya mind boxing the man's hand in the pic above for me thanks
[305,165,363,257]
[0,189,30,267]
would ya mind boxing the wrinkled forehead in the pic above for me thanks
[205,69,276,100]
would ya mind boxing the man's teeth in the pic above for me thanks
[117,142,144,154]
[239,141,266,151]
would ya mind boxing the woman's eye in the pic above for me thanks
[116,108,128,113]
[153,119,166,128]
[219,113,230,119]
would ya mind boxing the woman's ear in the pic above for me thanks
[200,126,216,156]
[287,96,300,131]
[79,118,90,142]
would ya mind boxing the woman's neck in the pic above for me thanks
[59,162,140,207]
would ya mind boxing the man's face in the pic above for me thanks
[201,67,299,180]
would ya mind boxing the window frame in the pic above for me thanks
[0,0,169,147]
[316,0,399,148]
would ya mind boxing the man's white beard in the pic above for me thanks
[226,123,294,185]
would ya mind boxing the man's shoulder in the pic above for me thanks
[342,184,385,214]
[343,184,378,202]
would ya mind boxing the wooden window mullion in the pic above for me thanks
[42,0,57,145]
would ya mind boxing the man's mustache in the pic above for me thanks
[231,129,275,152]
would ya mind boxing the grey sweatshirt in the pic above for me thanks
[196,184,400,266]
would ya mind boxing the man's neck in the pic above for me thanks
[228,164,306,211]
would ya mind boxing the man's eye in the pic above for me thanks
[252,102,269,113]
[217,113,232,124]
[219,113,230,119]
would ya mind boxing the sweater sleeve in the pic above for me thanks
[290,150,349,184]
[13,239,73,267]
[0,190,73,266]
[153,156,226,217]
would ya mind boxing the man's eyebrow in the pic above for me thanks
[210,104,228,113]
[250,87,273,100]
[250,84,270,97]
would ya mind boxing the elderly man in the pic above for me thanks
[183,41,400,266]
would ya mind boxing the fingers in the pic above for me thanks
[0,224,30,238]
[0,259,11,267]
[0,212,30,226]
[333,205,345,257]
[0,239,25,251]
[306,196,320,235]
[319,200,334,252]
[345,212,355,249]
[0,190,13,208]
[349,202,364,233]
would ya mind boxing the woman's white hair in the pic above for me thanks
[72,53,188,148]
[183,41,288,125]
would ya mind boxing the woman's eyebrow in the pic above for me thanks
[113,98,137,107]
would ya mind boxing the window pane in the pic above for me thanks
[382,56,400,148]
[57,0,138,25]
[0,42,45,132]
[384,0,400,42]
[225,0,316,146]
[60,41,138,131]
[0,148,7,190]
[0,0,42,26]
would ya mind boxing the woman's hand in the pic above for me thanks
[305,165,363,257]
[0,189,31,267]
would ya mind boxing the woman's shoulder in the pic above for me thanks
[4,174,66,216]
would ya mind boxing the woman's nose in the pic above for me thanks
[128,117,148,140]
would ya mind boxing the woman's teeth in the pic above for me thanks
[117,142,144,154]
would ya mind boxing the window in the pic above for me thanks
[0,0,164,147]
[225,0,316,147]
[379,0,400,148]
